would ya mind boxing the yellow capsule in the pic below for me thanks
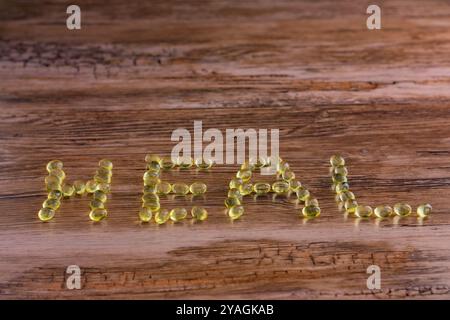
[93,190,108,203]
[89,208,108,222]
[43,198,60,210]
[38,207,55,221]
[229,178,243,189]
[250,157,267,169]
[169,208,188,222]
[155,208,170,224]
[305,198,319,207]
[333,166,348,176]
[277,161,290,174]
[272,181,290,194]
[281,170,295,181]
[335,182,350,193]
[159,156,175,170]
[47,189,62,200]
[146,161,161,172]
[62,184,75,197]
[393,203,412,217]
[156,181,172,195]
[417,204,432,218]
[374,205,393,218]
[145,154,161,165]
[143,184,157,194]
[355,205,373,218]
[142,193,159,203]
[302,205,321,218]
[236,169,252,182]
[177,156,193,169]
[339,191,355,202]
[172,183,190,195]
[332,173,347,183]
[191,206,208,221]
[296,188,310,202]
[46,160,63,173]
[139,207,153,222]
[94,170,111,184]
[85,180,98,193]
[225,197,241,208]
[194,158,213,170]
[228,205,244,220]
[143,170,159,181]
[89,199,105,210]
[228,188,243,199]
[253,182,271,195]
[98,159,113,170]
[330,155,345,167]
[240,161,255,171]
[73,180,86,195]
[289,180,302,192]
[97,183,111,193]
[49,168,66,182]
[344,199,358,214]
[239,182,253,196]
[143,176,161,187]
[189,182,207,195]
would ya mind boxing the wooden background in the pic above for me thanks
[1,0,450,299]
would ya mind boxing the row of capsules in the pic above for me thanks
[139,154,212,224]
[330,155,432,219]
[38,159,113,221]
[224,157,321,220]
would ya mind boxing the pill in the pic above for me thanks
[62,184,75,197]
[335,182,350,193]
[272,181,290,194]
[142,193,159,203]
[239,182,253,196]
[229,178,243,189]
[139,207,153,222]
[97,183,111,193]
[93,190,108,203]
[160,156,176,170]
[169,208,188,222]
[42,198,60,210]
[143,184,157,194]
[155,208,170,224]
[156,181,172,195]
[46,160,63,172]
[236,169,252,182]
[393,203,412,217]
[333,166,348,176]
[228,188,243,199]
[305,198,319,207]
[338,191,355,202]
[98,159,113,170]
[85,180,98,193]
[250,158,266,169]
[332,173,347,183]
[89,199,105,210]
[417,203,432,218]
[177,156,193,169]
[225,197,241,208]
[89,208,108,222]
[330,155,345,167]
[172,183,190,195]
[344,199,358,214]
[49,168,66,182]
[302,205,321,218]
[281,170,295,181]
[47,190,62,200]
[194,158,213,170]
[190,182,207,195]
[228,205,244,220]
[355,205,373,218]
[240,161,255,171]
[253,182,271,195]
[296,188,310,202]
[145,154,161,165]
[289,180,302,192]
[73,180,86,195]
[191,206,208,221]
[277,161,290,174]
[38,207,55,221]
[374,205,393,218]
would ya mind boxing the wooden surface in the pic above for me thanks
[1,0,450,299]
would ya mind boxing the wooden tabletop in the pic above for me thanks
[1,0,449,299]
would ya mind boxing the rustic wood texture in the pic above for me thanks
[1,0,450,299]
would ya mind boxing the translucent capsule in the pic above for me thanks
[344,199,358,214]
[147,161,161,172]
[228,188,243,199]
[143,176,161,188]
[89,199,105,210]
[333,166,348,176]
[143,201,160,212]
[177,156,193,169]
[145,154,161,165]
[277,161,290,174]
[335,182,350,193]
[229,178,243,189]
[94,172,111,184]
[93,190,108,203]
[172,183,190,195]
[330,155,345,167]
[97,183,111,193]
[143,184,157,194]
[338,191,355,202]
[272,181,290,194]
[281,170,295,181]
[155,208,170,224]
[296,188,310,202]
[156,181,172,195]
[45,175,61,189]
[49,168,66,182]
[43,198,60,210]
[289,180,302,192]
[374,205,393,218]
[62,184,75,197]
[73,180,86,195]
[47,190,62,200]
[228,205,244,220]
[393,203,412,217]
[158,157,174,170]
[355,205,373,218]
[253,182,271,195]
[332,173,347,184]
[98,159,113,170]
[85,180,98,193]
[46,160,63,173]
[169,208,188,222]
[250,158,266,169]
[38,207,55,221]
[302,205,321,218]
[236,169,252,182]
[142,193,159,203]
[194,158,213,170]
[240,161,255,171]
[89,208,108,222]
[225,197,241,208]
[143,170,159,181]
[139,207,153,222]
[189,182,207,195]
[239,182,253,196]
[305,198,319,207]
[417,203,432,218]
[191,206,208,221]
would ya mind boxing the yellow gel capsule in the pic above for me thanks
[305,198,319,207]
[143,176,161,187]
[374,205,393,218]
[335,182,350,193]
[228,188,243,199]
[333,166,348,176]
[139,207,153,222]
[160,157,175,170]
[89,208,108,222]
[236,169,252,182]
[85,180,98,193]
[277,161,290,174]
[97,183,111,193]
[355,205,373,218]
[190,182,207,195]
[253,182,271,195]
[338,191,355,202]
[155,208,170,224]
[73,180,86,195]
[172,183,190,195]
[394,203,412,217]
[272,181,290,194]
[38,207,55,221]
[49,168,66,182]
[194,158,213,170]
[94,171,112,184]
[229,178,243,189]
[344,199,358,214]
[93,190,108,203]
[147,161,161,172]
[228,205,244,220]
[330,155,345,167]
[177,156,193,169]
[143,201,161,212]
[225,197,241,208]
[239,182,253,196]
[98,159,113,170]
[46,160,63,173]
[281,170,295,181]
[417,203,432,218]
[43,198,60,210]
[143,170,159,181]
[191,206,208,221]
[145,154,161,164]
[47,190,62,200]
[302,205,321,218]
[156,181,172,195]
[250,158,266,169]
[240,161,255,171]
[143,184,157,194]
[89,199,105,210]
[296,188,310,202]
[332,173,347,183]
[170,208,188,222]
[62,184,75,197]
[289,180,302,192]
[142,193,159,203]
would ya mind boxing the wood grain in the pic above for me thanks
[0,0,450,299]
